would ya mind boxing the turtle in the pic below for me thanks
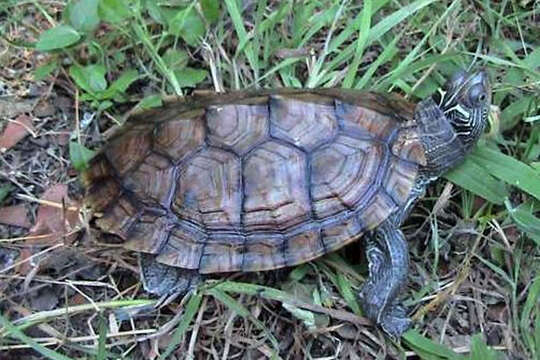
[82,69,490,337]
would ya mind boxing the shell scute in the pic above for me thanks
[243,141,311,231]
[153,112,205,163]
[358,191,398,230]
[284,225,324,266]
[391,128,427,166]
[173,148,242,230]
[242,233,286,271]
[156,225,206,269]
[336,100,398,141]
[199,233,245,273]
[95,196,139,239]
[124,214,170,254]
[321,215,364,252]
[311,135,384,219]
[105,125,152,176]
[207,104,269,155]
[122,153,175,206]
[269,94,338,151]
[384,156,418,206]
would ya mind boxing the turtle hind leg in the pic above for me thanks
[139,253,200,297]
[358,221,411,338]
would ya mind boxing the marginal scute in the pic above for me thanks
[285,225,324,266]
[321,215,364,252]
[95,196,139,239]
[384,156,418,206]
[243,234,286,271]
[199,233,245,273]
[173,148,242,230]
[85,178,122,212]
[270,94,338,151]
[336,100,398,141]
[105,125,152,176]
[358,191,398,230]
[122,153,175,206]
[124,214,170,254]
[391,128,427,166]
[81,155,111,188]
[156,225,206,269]
[311,135,384,218]
[243,141,311,231]
[207,104,269,155]
[153,111,205,162]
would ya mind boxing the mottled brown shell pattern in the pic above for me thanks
[82,89,424,273]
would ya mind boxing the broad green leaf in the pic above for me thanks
[168,6,205,46]
[471,146,540,201]
[145,0,166,24]
[445,155,509,205]
[137,95,163,110]
[34,60,58,81]
[69,0,100,33]
[98,69,139,99]
[163,48,189,70]
[69,141,96,171]
[36,25,81,51]
[199,0,219,23]
[174,68,208,88]
[69,64,107,95]
[99,0,131,23]
[403,330,465,359]
[523,46,540,69]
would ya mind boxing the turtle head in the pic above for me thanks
[434,69,491,150]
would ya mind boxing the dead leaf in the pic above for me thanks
[28,184,81,245]
[0,114,35,152]
[0,204,31,228]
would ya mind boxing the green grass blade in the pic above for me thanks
[342,0,372,88]
[471,146,540,201]
[520,276,540,357]
[505,200,540,246]
[223,0,257,79]
[403,329,465,359]
[444,156,509,205]
[206,287,280,354]
[159,292,203,360]
[0,314,74,360]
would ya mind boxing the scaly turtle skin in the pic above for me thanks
[82,70,490,337]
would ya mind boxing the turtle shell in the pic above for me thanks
[82,89,426,274]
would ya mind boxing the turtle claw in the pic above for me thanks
[380,304,412,339]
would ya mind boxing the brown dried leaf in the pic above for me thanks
[0,204,31,228]
[0,114,35,152]
[28,184,81,245]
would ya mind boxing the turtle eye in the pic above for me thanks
[467,84,487,106]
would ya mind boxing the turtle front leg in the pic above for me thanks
[139,254,200,297]
[358,220,411,338]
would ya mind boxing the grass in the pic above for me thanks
[0,0,539,358]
